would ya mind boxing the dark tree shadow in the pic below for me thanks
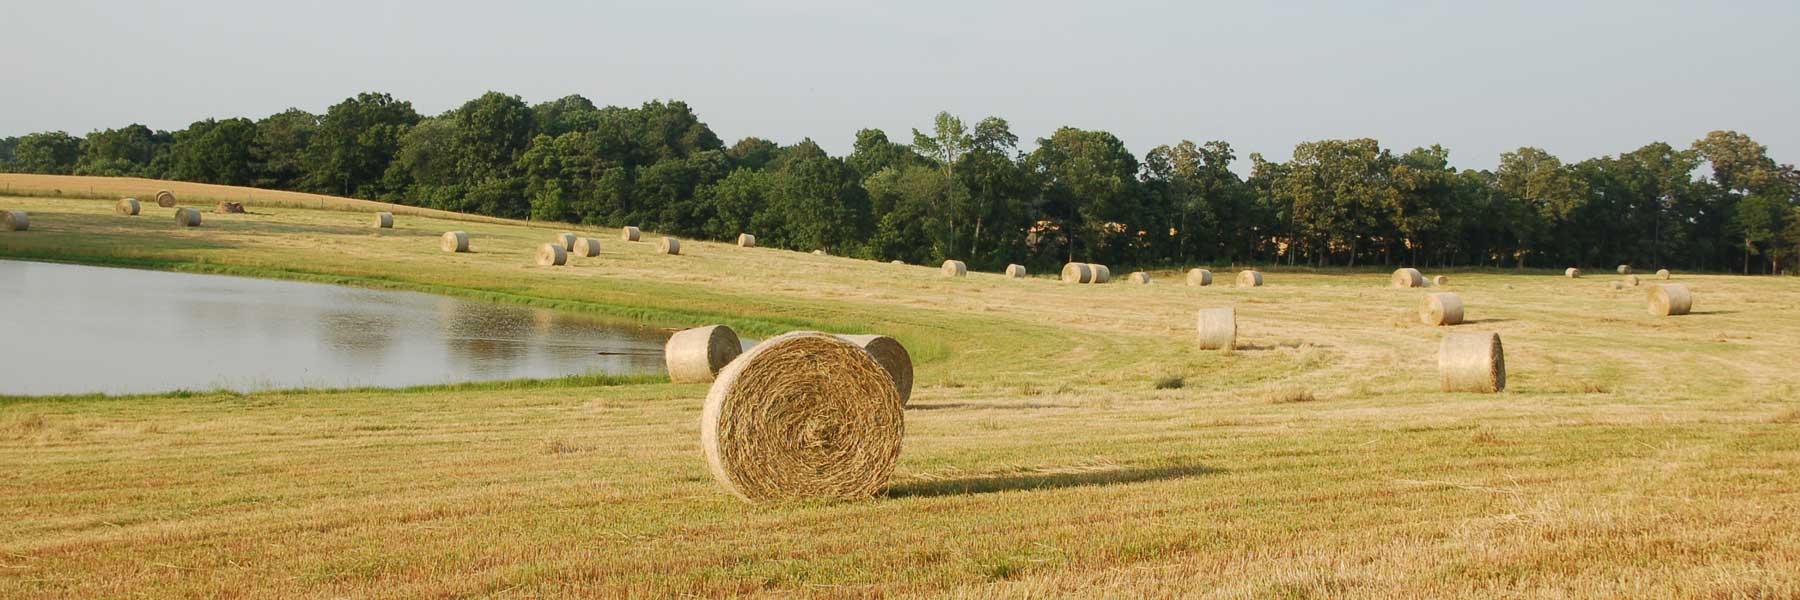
[908,401,1080,411]
[1461,318,1513,324]
[888,463,1219,498]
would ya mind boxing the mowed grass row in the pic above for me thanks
[3,193,1799,598]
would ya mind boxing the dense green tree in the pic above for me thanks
[303,92,420,197]
[76,124,169,177]
[252,109,317,190]
[167,118,258,185]
[10,132,83,174]
[1026,127,1140,263]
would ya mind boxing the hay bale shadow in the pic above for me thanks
[887,463,1218,498]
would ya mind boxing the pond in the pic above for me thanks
[0,260,674,396]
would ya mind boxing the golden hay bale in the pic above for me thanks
[838,334,913,405]
[215,201,245,214]
[155,190,176,207]
[174,207,202,227]
[1656,268,1671,280]
[572,237,601,257]
[1089,264,1112,283]
[1420,292,1464,326]
[1433,275,1449,287]
[1237,270,1263,287]
[701,332,903,502]
[621,226,641,241]
[737,233,757,248]
[554,232,577,250]
[813,250,826,256]
[1648,284,1692,317]
[1,210,27,231]
[1617,264,1632,275]
[658,236,682,255]
[1565,267,1582,278]
[666,325,743,384]
[536,243,568,266]
[1392,268,1425,288]
[1440,332,1505,393]
[1624,274,1640,287]
[116,198,140,215]
[1061,262,1093,283]
[941,260,967,277]
[1004,264,1027,278]
[374,212,394,228]
[1187,268,1213,286]
[891,260,904,265]
[1129,271,1151,284]
[441,231,470,253]
[1196,307,1237,350]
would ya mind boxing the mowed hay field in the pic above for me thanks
[4,185,1800,598]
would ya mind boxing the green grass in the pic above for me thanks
[3,193,1800,598]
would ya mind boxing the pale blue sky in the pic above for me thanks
[3,0,1794,171]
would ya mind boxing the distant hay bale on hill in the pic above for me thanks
[1420,292,1464,326]
[1196,307,1237,350]
[215,202,245,214]
[555,232,577,251]
[666,325,742,384]
[155,190,176,207]
[374,212,394,228]
[1129,271,1151,284]
[441,231,470,253]
[573,237,601,257]
[1440,332,1505,393]
[116,198,140,215]
[1061,262,1093,283]
[737,233,756,248]
[941,260,967,277]
[1187,269,1213,286]
[1565,267,1582,278]
[658,237,682,255]
[1433,275,1449,287]
[891,260,904,265]
[1648,284,1692,317]
[838,334,913,405]
[621,226,641,241]
[1005,264,1027,278]
[536,243,567,266]
[1237,270,1263,287]
[174,207,202,227]
[701,332,903,502]
[1089,264,1112,283]
[1624,274,1640,287]
[1,210,27,231]
[1656,268,1671,280]
[813,250,826,256]
[1392,268,1425,288]
[1617,264,1632,275]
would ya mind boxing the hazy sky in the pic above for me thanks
[3,0,1795,172]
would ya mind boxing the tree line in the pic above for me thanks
[3,91,1796,274]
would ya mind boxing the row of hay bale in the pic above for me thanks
[1391,268,1450,288]
[1190,302,1504,392]
[1569,266,1672,280]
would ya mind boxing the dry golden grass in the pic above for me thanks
[3,191,1800,598]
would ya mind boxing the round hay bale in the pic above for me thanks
[174,208,202,227]
[1624,274,1640,287]
[890,260,904,265]
[1004,264,1027,278]
[1565,267,1582,278]
[1392,268,1425,288]
[941,260,967,277]
[1420,292,1464,326]
[441,231,470,253]
[374,212,394,228]
[1128,271,1151,284]
[215,202,245,214]
[1089,264,1112,283]
[1440,332,1505,393]
[838,334,913,405]
[1,210,27,231]
[1186,268,1213,286]
[658,237,682,255]
[572,237,601,257]
[116,198,140,215]
[536,243,567,266]
[701,332,903,502]
[1237,270,1263,287]
[155,190,176,207]
[666,325,743,384]
[1656,268,1671,280]
[1617,264,1632,275]
[737,233,757,248]
[1061,262,1093,283]
[1433,275,1449,287]
[1648,284,1692,317]
[1196,307,1237,350]
[554,232,577,251]
[621,226,641,241]
[813,250,826,256]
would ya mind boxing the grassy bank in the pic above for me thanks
[3,191,1799,598]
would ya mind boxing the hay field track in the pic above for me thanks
[3,191,1800,598]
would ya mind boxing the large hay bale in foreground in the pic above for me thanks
[941,260,967,277]
[1392,268,1425,288]
[1656,268,1671,280]
[701,332,903,502]
[572,237,601,257]
[658,237,682,255]
[2,210,27,231]
[1648,284,1692,317]
[1565,267,1582,278]
[374,212,394,228]
[1089,264,1112,283]
[1005,264,1027,278]
[441,231,470,253]
[1128,271,1151,284]
[1420,292,1464,326]
[1440,332,1505,393]
[737,233,756,248]
[1196,307,1237,350]
[1061,262,1093,283]
[155,190,176,207]
[536,243,567,266]
[1237,270,1263,287]
[554,233,577,251]
[1617,264,1632,275]
[116,198,140,215]
[666,325,743,384]
[174,208,202,227]
[1433,275,1449,287]
[1187,269,1213,286]
[838,334,913,405]
[621,226,641,241]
